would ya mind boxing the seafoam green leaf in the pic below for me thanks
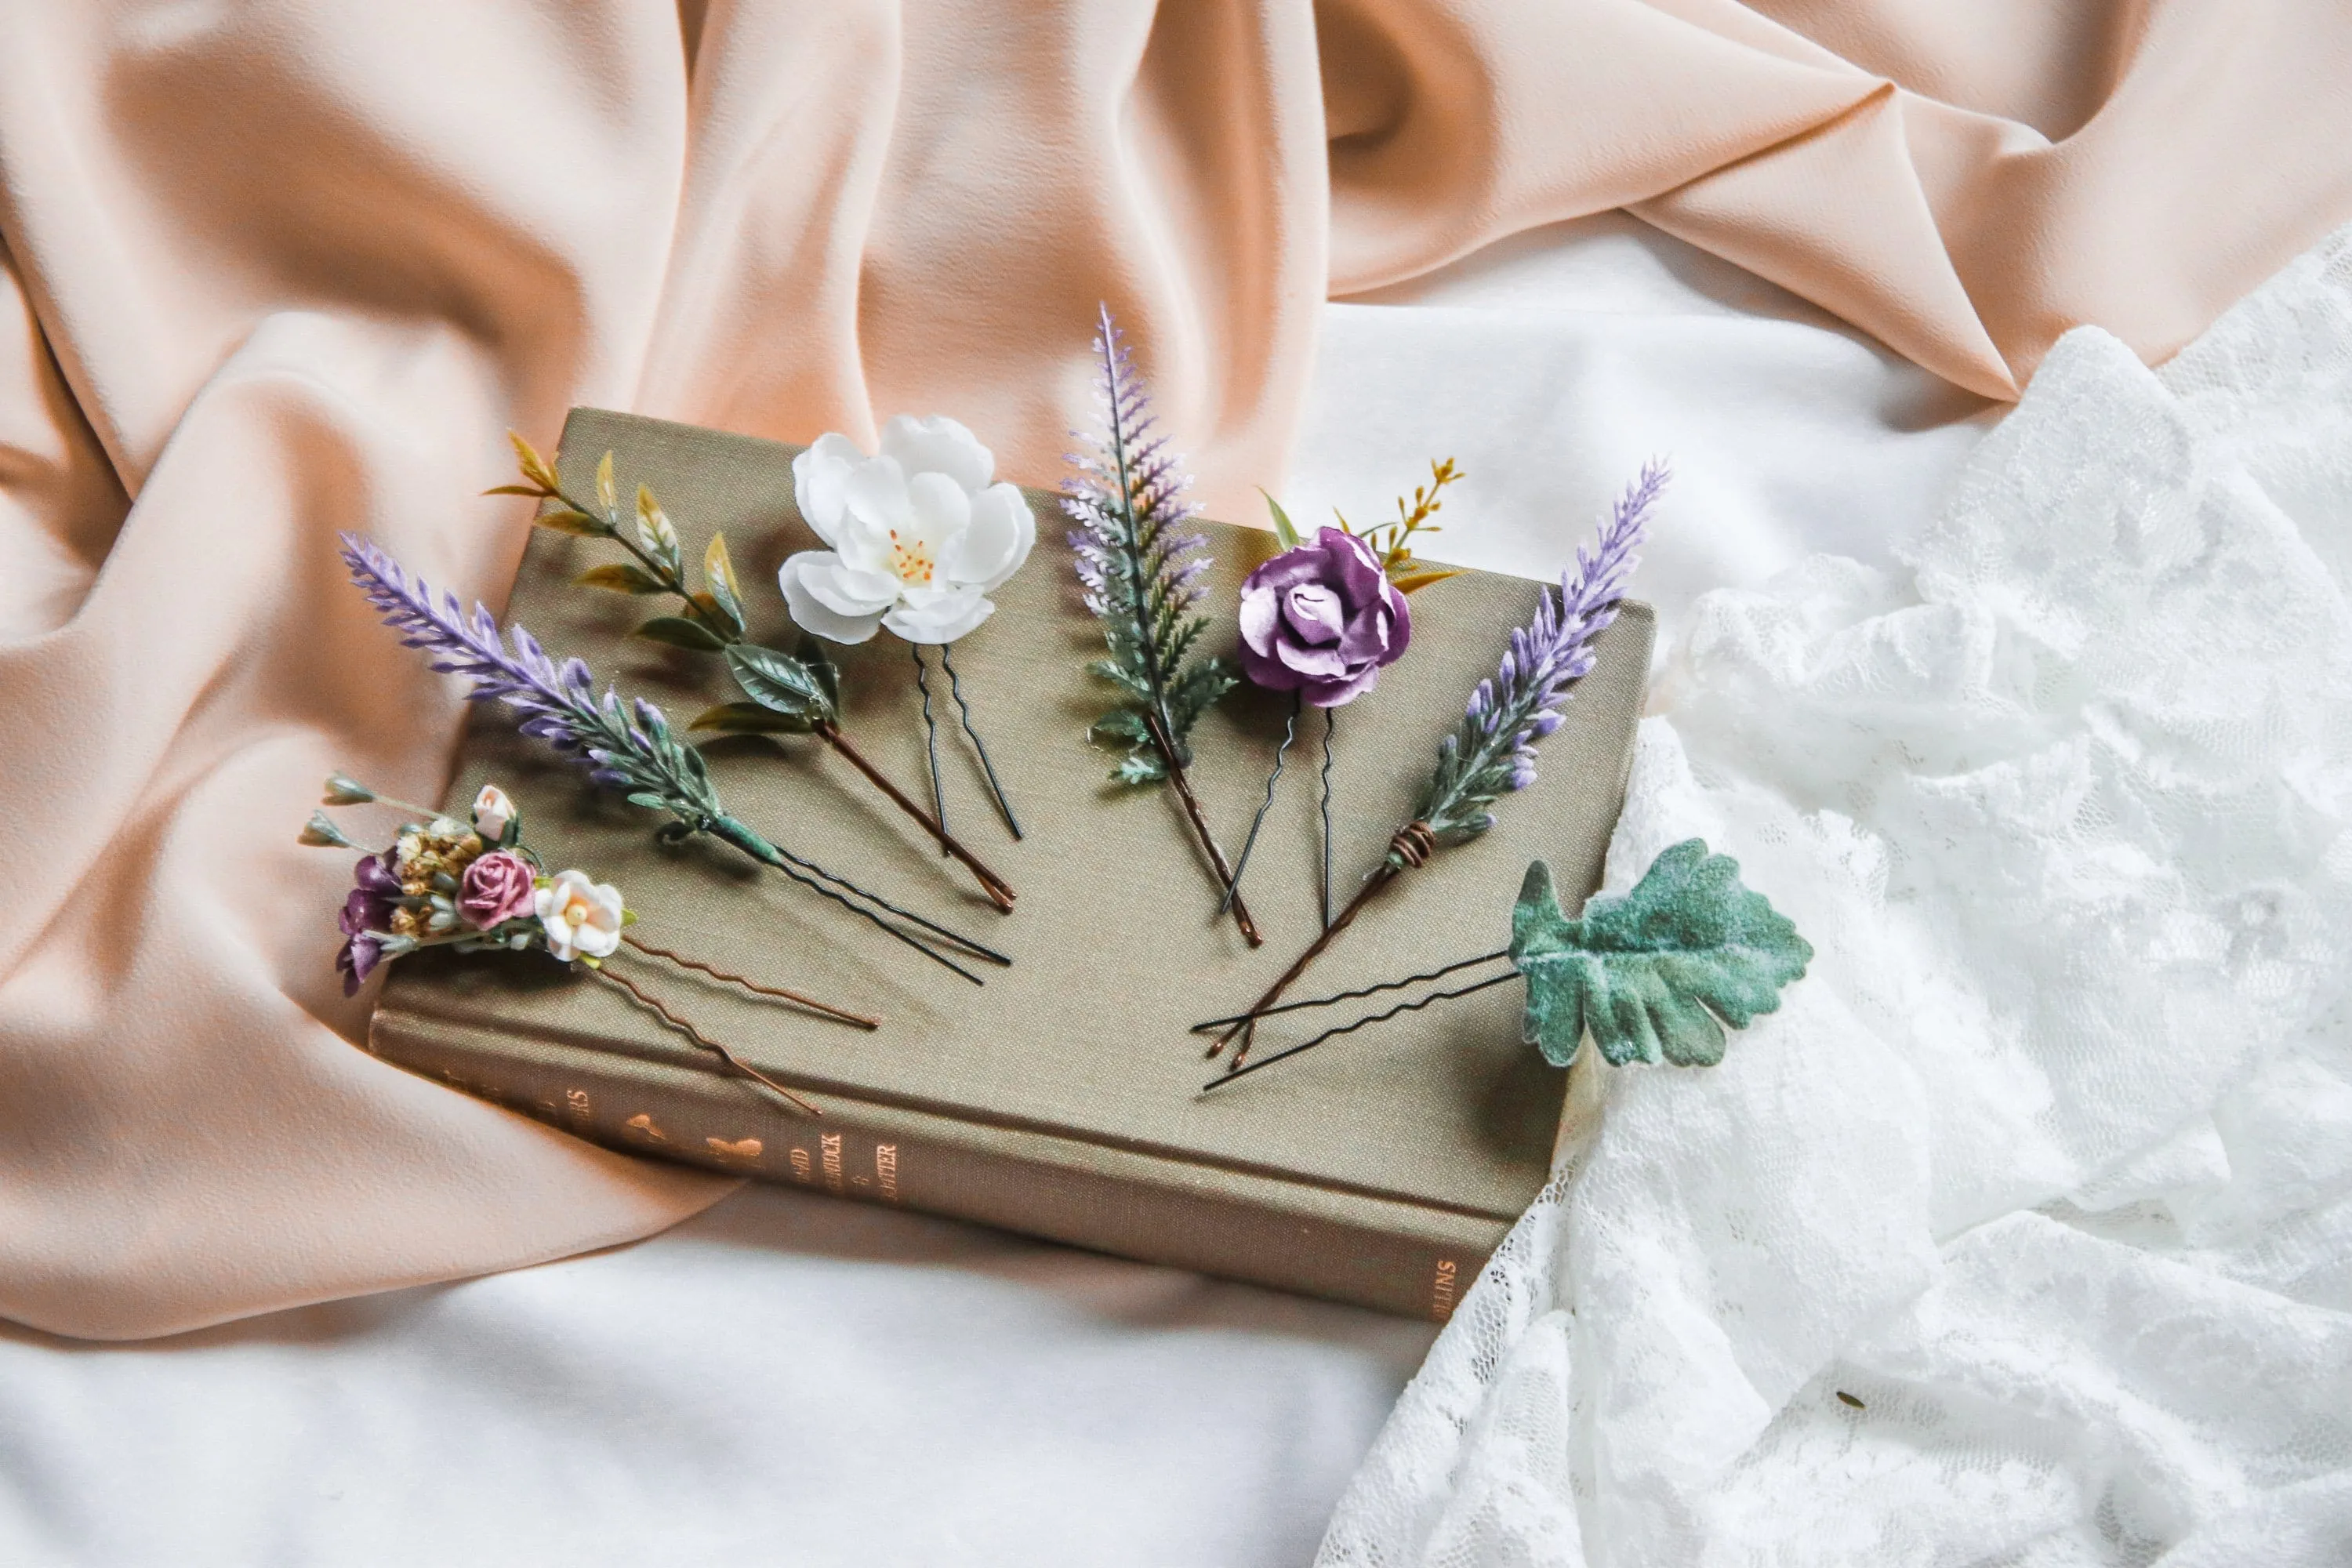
[1510,840,1811,1071]
[1088,709,1151,747]
[726,642,837,722]
[575,564,667,594]
[634,615,728,652]
[1112,750,1167,786]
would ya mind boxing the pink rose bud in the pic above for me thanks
[458,851,537,930]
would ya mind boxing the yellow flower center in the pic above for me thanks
[887,528,935,585]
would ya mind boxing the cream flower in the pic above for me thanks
[535,869,624,962]
[471,784,515,844]
[779,415,1036,645]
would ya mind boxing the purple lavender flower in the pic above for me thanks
[1403,462,1663,862]
[1061,305,1236,783]
[339,534,721,821]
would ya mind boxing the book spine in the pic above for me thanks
[368,1015,1487,1323]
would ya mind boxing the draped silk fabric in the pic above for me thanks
[1,1,2346,1338]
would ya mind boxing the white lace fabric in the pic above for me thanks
[1321,230,2352,1566]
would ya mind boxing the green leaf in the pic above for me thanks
[532,507,608,536]
[1510,840,1812,1071]
[634,615,728,652]
[797,635,841,709]
[595,450,618,516]
[688,701,815,735]
[726,642,837,721]
[575,564,667,593]
[1088,709,1151,747]
[1112,750,1167,786]
[688,592,743,640]
[702,533,746,633]
[636,484,681,572]
[1259,488,1302,550]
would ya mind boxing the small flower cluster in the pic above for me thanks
[316,779,629,995]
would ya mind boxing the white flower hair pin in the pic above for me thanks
[495,433,1019,914]
[780,415,1035,844]
[303,775,880,1116]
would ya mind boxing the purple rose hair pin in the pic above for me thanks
[1202,461,1666,1076]
[1062,305,1259,945]
[493,434,1018,913]
[1221,460,1462,927]
[341,534,1011,985]
[303,777,873,1116]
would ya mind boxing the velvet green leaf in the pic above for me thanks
[1509,839,1811,1070]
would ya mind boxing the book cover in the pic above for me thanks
[368,408,1653,1319]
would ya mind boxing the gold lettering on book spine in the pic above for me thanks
[1430,1258,1460,1322]
[875,1144,899,1203]
[820,1132,844,1192]
[706,1135,763,1168]
[565,1087,591,1128]
[789,1147,813,1184]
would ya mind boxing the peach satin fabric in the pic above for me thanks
[1,1,2345,1338]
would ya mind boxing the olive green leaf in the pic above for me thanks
[575,564,667,593]
[635,483,681,573]
[688,701,813,735]
[1260,488,1302,550]
[702,532,746,635]
[594,449,618,517]
[1510,840,1811,1071]
[531,506,608,536]
[726,642,839,724]
[1388,564,1465,595]
[634,615,728,652]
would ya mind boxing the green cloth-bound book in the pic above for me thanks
[368,408,1653,1320]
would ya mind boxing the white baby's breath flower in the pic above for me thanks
[535,869,624,962]
[471,784,515,843]
[779,415,1036,646]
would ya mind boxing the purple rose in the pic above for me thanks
[459,851,537,930]
[1236,527,1410,706]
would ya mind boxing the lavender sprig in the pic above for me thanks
[340,535,1007,982]
[1399,461,1664,865]
[1062,305,1236,783]
[1061,305,1258,942]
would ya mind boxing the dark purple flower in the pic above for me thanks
[1236,528,1410,707]
[459,851,537,929]
[334,852,402,995]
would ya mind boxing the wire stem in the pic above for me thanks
[942,641,1022,839]
[1319,706,1338,929]
[1189,948,1510,1033]
[913,644,949,853]
[1145,710,1261,946]
[1199,968,1519,1094]
[590,964,822,1116]
[1221,694,1298,913]
[706,815,990,984]
[1207,864,1400,1064]
[620,935,879,1029]
[814,720,1017,913]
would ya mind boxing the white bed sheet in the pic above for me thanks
[0,218,1990,1568]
